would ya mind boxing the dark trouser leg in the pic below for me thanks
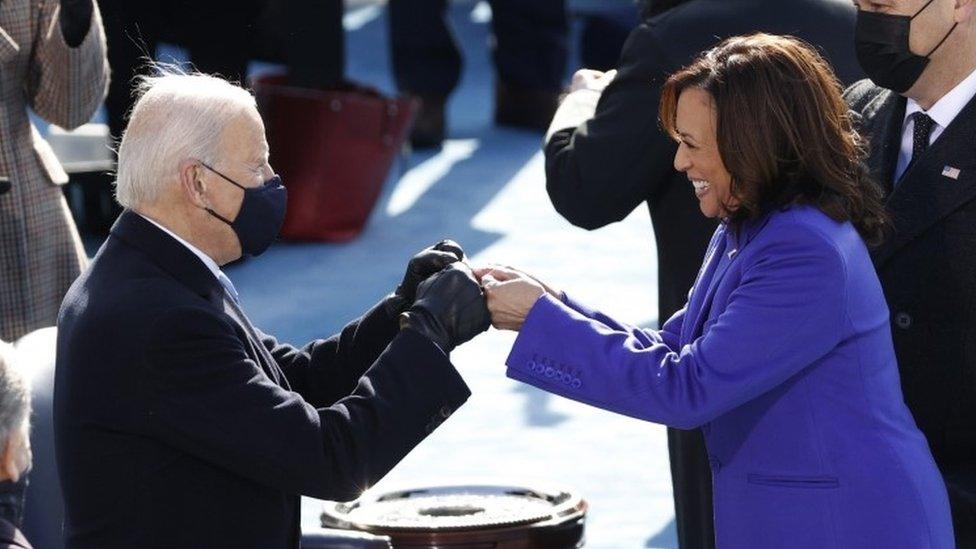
[487,0,567,129]
[668,427,716,549]
[91,0,162,232]
[388,0,460,147]
[179,0,254,85]
[947,470,976,549]
[284,0,345,88]
[388,0,462,96]
[487,0,567,92]
[101,0,163,141]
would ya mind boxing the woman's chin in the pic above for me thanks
[698,203,720,218]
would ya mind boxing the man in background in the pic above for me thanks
[388,0,568,147]
[0,343,34,549]
[847,0,976,544]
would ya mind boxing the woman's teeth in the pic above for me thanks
[692,180,710,192]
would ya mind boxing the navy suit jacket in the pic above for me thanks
[507,205,953,548]
[846,80,976,544]
[54,211,470,548]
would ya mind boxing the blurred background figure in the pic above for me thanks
[278,0,345,88]
[0,0,109,342]
[0,342,35,549]
[388,0,569,148]
[574,0,640,72]
[541,0,863,547]
[100,0,256,144]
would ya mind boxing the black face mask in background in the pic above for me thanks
[855,0,958,93]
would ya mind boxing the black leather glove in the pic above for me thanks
[400,263,490,353]
[384,240,464,317]
[60,0,94,48]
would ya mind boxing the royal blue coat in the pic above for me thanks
[507,205,953,548]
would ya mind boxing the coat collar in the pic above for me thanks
[110,210,225,306]
[872,93,976,266]
[860,87,906,195]
[682,212,773,341]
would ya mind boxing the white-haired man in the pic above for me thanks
[54,72,490,548]
[0,343,33,549]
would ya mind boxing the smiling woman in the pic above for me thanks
[482,33,954,549]
[659,33,889,246]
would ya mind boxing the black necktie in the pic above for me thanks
[910,112,935,165]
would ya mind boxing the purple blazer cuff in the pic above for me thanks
[505,293,584,389]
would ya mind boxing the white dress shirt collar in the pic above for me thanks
[894,67,976,182]
[904,66,976,131]
[137,213,239,301]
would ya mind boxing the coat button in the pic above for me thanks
[439,405,453,419]
[571,378,582,389]
[545,367,555,378]
[894,312,913,329]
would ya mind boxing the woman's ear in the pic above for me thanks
[179,160,209,209]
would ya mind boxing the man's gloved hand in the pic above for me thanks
[399,263,490,353]
[385,240,464,317]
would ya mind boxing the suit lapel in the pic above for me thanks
[222,295,289,389]
[873,95,976,266]
[687,246,735,340]
[110,212,290,389]
[110,211,225,305]
[682,226,727,342]
[861,88,906,196]
[684,214,774,341]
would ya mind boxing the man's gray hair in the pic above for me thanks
[114,69,257,209]
[0,343,30,449]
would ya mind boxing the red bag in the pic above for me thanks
[253,75,419,241]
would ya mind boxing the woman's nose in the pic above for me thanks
[674,145,691,173]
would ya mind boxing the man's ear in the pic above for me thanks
[179,159,209,209]
[0,430,26,483]
[956,0,976,23]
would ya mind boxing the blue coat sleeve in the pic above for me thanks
[506,229,846,429]
[561,292,683,350]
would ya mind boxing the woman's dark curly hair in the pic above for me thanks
[659,33,889,247]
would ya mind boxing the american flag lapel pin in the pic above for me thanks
[942,165,962,180]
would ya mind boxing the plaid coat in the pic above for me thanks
[0,0,108,341]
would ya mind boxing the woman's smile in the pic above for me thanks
[692,179,711,199]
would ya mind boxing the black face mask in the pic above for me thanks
[856,0,958,93]
[201,163,288,257]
